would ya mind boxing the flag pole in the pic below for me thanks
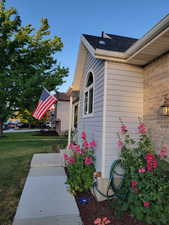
[67,95,73,149]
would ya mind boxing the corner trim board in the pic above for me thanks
[101,61,107,178]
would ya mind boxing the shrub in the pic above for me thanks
[115,121,169,225]
[64,131,96,194]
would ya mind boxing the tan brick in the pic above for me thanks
[143,53,169,155]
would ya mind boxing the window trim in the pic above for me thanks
[73,102,79,129]
[83,71,94,118]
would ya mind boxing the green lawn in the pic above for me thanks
[0,132,67,225]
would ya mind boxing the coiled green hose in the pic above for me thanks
[92,159,127,199]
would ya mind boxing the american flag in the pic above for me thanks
[32,89,57,120]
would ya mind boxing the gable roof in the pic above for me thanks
[67,14,169,95]
[83,34,138,52]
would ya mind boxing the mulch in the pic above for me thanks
[74,191,153,225]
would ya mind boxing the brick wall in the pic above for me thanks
[144,53,169,153]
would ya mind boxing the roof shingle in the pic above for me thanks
[83,33,138,52]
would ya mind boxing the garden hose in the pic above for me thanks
[92,159,127,200]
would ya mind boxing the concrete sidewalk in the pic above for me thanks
[13,153,83,225]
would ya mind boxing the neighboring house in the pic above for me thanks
[67,15,169,193]
[46,106,56,128]
[55,92,70,135]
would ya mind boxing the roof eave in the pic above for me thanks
[82,14,169,65]
[68,14,169,93]
[127,24,169,65]
[126,14,169,57]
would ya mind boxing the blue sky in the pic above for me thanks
[6,0,169,92]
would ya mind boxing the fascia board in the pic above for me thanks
[81,35,96,57]
[127,24,169,63]
[126,14,169,56]
[95,48,127,59]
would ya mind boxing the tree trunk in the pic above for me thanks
[0,120,3,137]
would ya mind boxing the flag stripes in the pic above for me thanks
[32,89,57,120]
[36,97,56,119]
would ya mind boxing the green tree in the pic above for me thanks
[0,0,68,136]
[17,110,48,128]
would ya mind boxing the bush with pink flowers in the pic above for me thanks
[64,131,96,194]
[115,120,169,225]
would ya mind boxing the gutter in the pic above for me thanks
[95,48,127,59]
[126,14,169,56]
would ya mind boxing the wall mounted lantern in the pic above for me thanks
[160,96,169,116]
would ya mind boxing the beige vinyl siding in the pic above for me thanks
[78,52,104,171]
[103,62,144,177]
[57,101,70,132]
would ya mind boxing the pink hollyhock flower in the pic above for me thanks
[84,156,93,165]
[138,168,146,173]
[94,217,111,225]
[138,123,147,134]
[147,165,153,171]
[143,201,150,207]
[151,159,157,169]
[131,180,138,189]
[102,217,111,224]
[94,218,101,224]
[64,154,69,160]
[147,160,157,171]
[117,140,124,148]
[145,153,157,171]
[67,157,76,164]
[68,143,77,151]
[83,140,90,148]
[89,140,96,148]
[159,145,168,158]
[120,125,128,134]
[145,153,155,161]
[81,131,87,140]
[74,145,81,153]
[68,143,73,149]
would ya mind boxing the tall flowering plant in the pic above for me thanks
[115,120,169,225]
[64,131,96,194]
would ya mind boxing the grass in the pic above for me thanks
[0,132,67,225]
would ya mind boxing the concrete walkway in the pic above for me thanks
[4,129,42,133]
[13,153,83,225]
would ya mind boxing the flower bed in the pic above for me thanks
[64,124,169,225]
[115,120,169,225]
[74,191,156,225]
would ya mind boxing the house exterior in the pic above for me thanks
[67,15,169,193]
[54,92,70,135]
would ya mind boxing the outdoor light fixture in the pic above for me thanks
[160,96,169,116]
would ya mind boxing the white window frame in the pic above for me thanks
[83,71,94,117]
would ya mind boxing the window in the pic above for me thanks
[84,72,94,115]
[73,104,78,128]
